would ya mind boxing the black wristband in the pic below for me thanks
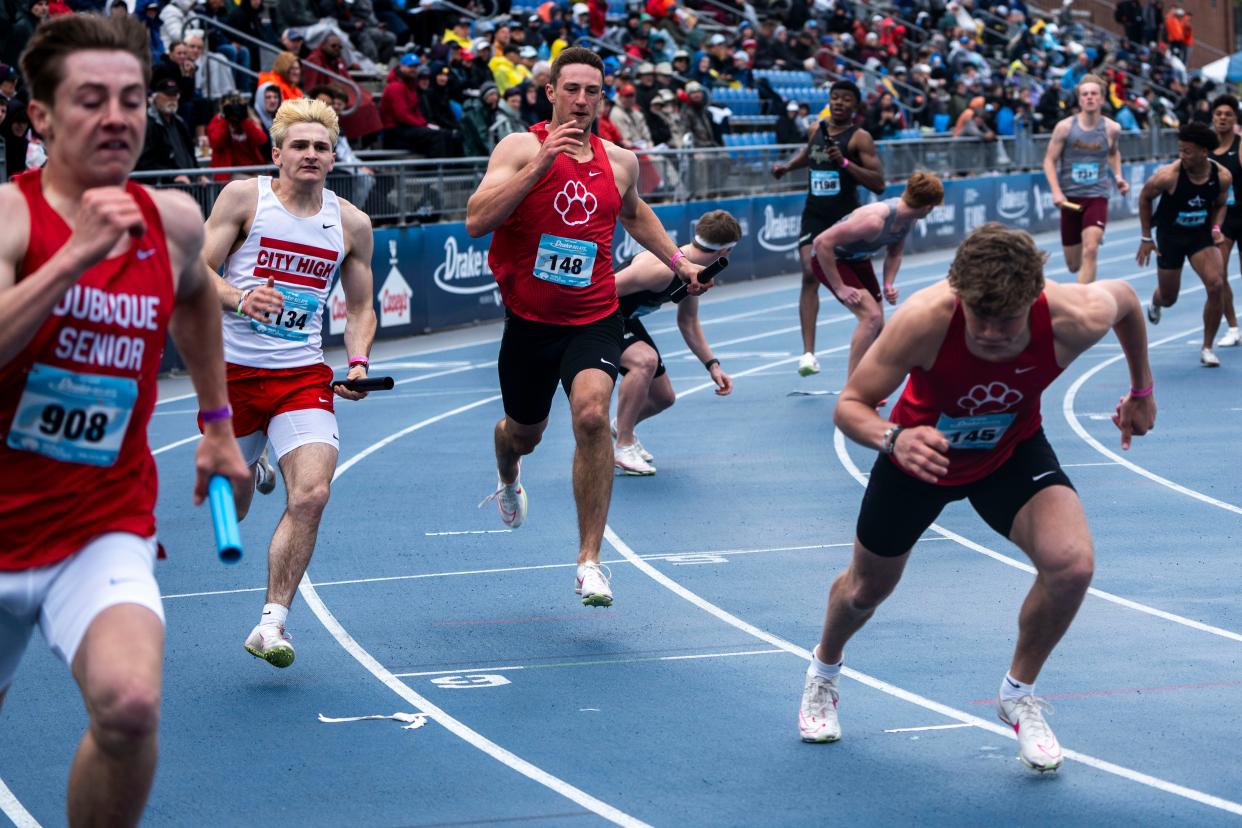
[704,358,720,371]
[882,425,904,456]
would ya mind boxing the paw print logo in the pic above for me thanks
[553,180,598,227]
[957,382,1023,415]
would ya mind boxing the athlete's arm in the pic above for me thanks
[844,130,886,195]
[1049,280,1154,449]
[156,188,249,503]
[1107,121,1129,194]
[615,148,706,290]
[1136,164,1174,266]
[201,179,282,322]
[810,209,883,307]
[333,202,377,402]
[772,121,816,177]
[466,126,579,238]
[676,297,731,395]
[835,287,953,483]
[1042,119,1068,205]
[614,248,673,297]
[881,235,906,305]
[1214,164,1232,242]
[0,183,146,367]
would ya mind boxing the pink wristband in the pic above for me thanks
[200,404,233,423]
[668,249,685,271]
[1214,224,1222,233]
[1130,384,1153,398]
[841,158,850,168]
[348,356,369,367]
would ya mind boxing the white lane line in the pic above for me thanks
[394,648,786,678]
[1061,462,1120,468]
[0,777,40,828]
[603,525,1242,817]
[296,393,651,828]
[884,724,975,734]
[151,435,201,456]
[425,529,514,536]
[1063,324,1242,518]
[832,429,1242,644]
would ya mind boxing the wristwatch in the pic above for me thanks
[882,425,904,455]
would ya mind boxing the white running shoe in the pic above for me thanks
[1147,302,1161,324]
[798,671,841,743]
[996,695,1062,772]
[611,419,653,462]
[1202,348,1222,367]
[244,624,295,668]
[614,443,656,476]
[576,562,613,607]
[1219,327,1241,347]
[254,448,277,495]
[798,352,821,376]
[479,469,527,528]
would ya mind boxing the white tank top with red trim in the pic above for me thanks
[221,176,344,368]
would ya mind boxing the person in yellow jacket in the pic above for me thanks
[490,42,530,93]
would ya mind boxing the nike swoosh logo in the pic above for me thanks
[600,358,616,369]
[322,223,336,229]
[136,249,156,260]
[589,170,603,177]
[1015,366,1036,374]
[1005,678,1021,689]
[319,397,331,403]
[1032,470,1057,481]
[109,577,136,586]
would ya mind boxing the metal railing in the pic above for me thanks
[830,52,927,112]
[133,128,1179,224]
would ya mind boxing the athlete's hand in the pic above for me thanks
[771,162,788,179]
[1136,239,1158,267]
[676,259,712,294]
[332,363,369,401]
[1117,178,1130,195]
[63,187,147,272]
[240,276,284,322]
[1051,191,1067,208]
[535,121,586,172]
[883,283,899,305]
[892,425,950,484]
[710,364,732,396]
[825,142,844,167]
[836,284,864,308]
[1112,392,1156,450]
[1213,226,1226,245]
[192,426,249,506]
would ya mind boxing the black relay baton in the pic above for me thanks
[336,376,396,392]
[669,256,729,304]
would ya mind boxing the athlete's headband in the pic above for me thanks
[693,234,734,251]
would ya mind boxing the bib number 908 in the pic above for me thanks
[39,405,109,443]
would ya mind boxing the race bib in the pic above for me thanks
[810,169,841,197]
[250,287,319,341]
[934,412,1015,450]
[7,363,138,467]
[1070,162,1099,185]
[1175,209,1208,227]
[533,234,597,288]
[1228,189,1236,207]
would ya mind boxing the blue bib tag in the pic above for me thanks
[1175,209,1208,227]
[934,412,1015,450]
[7,363,138,467]
[533,234,597,288]
[810,169,841,197]
[1229,189,1236,207]
[250,287,319,341]
[1070,162,1099,184]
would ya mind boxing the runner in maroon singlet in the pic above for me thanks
[796,224,1156,775]
[467,47,706,608]
[0,16,246,826]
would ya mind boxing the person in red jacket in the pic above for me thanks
[301,32,382,143]
[380,53,449,156]
[207,96,270,181]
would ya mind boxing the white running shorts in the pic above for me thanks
[236,408,339,467]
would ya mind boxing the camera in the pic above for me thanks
[223,101,247,122]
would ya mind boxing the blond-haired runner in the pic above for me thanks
[1042,74,1128,284]
[610,209,739,475]
[202,98,377,667]
[0,16,247,825]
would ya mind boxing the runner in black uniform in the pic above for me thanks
[1137,121,1231,367]
[1209,94,1241,347]
[611,210,740,475]
[772,81,885,377]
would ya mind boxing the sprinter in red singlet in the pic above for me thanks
[466,47,706,608]
[796,224,1156,774]
[0,16,246,826]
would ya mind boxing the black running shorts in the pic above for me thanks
[619,316,666,378]
[1155,227,1215,271]
[856,428,1075,557]
[497,310,623,425]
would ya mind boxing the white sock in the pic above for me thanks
[260,603,288,628]
[807,647,842,681]
[1000,673,1035,702]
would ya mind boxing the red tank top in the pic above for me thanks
[888,293,1062,485]
[0,171,174,570]
[489,122,622,325]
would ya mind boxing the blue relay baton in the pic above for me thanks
[208,475,243,563]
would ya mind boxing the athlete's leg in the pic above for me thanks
[229,433,269,521]
[816,540,910,664]
[1076,225,1104,284]
[615,341,659,446]
[845,292,884,377]
[1062,243,1083,276]
[567,367,615,565]
[1005,485,1094,683]
[1151,267,1183,310]
[266,442,337,608]
[1189,244,1226,350]
[1223,239,1239,328]
[68,603,163,827]
[640,372,677,421]
[798,243,819,354]
[495,416,547,485]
